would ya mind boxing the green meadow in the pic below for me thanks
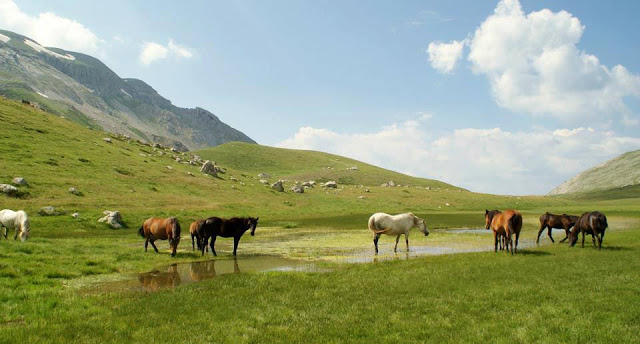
[1,98,639,342]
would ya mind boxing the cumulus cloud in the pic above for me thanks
[428,0,640,124]
[0,0,103,54]
[427,40,465,74]
[277,119,640,195]
[139,39,194,66]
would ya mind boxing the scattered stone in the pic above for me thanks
[291,184,304,193]
[445,203,450,206]
[426,187,431,190]
[166,166,173,170]
[388,180,396,187]
[271,180,284,192]
[12,177,28,186]
[98,211,123,229]
[103,137,112,143]
[38,206,61,216]
[259,179,269,185]
[187,172,195,177]
[153,143,162,149]
[68,187,81,195]
[200,160,220,177]
[347,166,359,171]
[0,184,19,196]
[364,188,370,193]
[230,176,238,182]
[258,172,271,179]
[71,213,79,218]
[239,181,245,186]
[170,148,178,153]
[323,181,338,188]
[357,196,365,199]
[301,181,315,188]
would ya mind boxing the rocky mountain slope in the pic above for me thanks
[548,149,640,195]
[0,29,254,151]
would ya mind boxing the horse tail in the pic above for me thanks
[510,212,523,234]
[138,225,145,238]
[368,215,387,234]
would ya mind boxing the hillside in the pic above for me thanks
[548,149,640,195]
[0,29,254,151]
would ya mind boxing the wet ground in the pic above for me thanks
[86,227,559,292]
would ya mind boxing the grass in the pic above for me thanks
[0,96,639,342]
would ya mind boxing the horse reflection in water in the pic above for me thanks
[188,259,241,281]
[138,264,181,292]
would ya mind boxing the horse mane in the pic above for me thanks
[138,226,145,238]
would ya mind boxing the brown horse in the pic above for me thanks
[189,219,205,251]
[485,209,523,254]
[569,211,608,249]
[537,212,579,244]
[138,217,181,257]
[197,217,259,256]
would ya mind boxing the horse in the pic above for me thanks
[537,212,579,244]
[0,209,30,241]
[189,219,206,251]
[368,212,429,254]
[138,217,181,257]
[197,217,259,256]
[485,209,522,254]
[568,211,608,249]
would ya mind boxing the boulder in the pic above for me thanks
[271,180,284,192]
[323,181,338,188]
[291,184,304,193]
[1,184,19,196]
[12,177,28,186]
[258,172,271,179]
[38,206,61,216]
[200,160,218,177]
[68,187,81,195]
[259,179,269,185]
[364,188,370,193]
[388,180,396,187]
[71,213,79,218]
[347,166,359,171]
[301,181,314,188]
[103,137,112,143]
[98,211,123,229]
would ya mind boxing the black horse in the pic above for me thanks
[197,217,259,256]
[537,212,579,244]
[568,211,608,249]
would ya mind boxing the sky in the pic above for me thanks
[1,0,640,195]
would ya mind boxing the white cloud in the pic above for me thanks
[427,40,465,74]
[139,39,194,66]
[277,118,640,195]
[0,0,103,54]
[428,0,640,124]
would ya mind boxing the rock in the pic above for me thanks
[71,213,79,218]
[153,143,162,148]
[271,180,284,192]
[38,206,60,216]
[0,184,19,196]
[323,181,338,188]
[291,184,304,193]
[98,211,123,229]
[170,148,178,153]
[302,181,314,188]
[259,179,269,185]
[187,172,195,177]
[364,188,370,192]
[166,166,173,170]
[200,160,218,177]
[445,203,450,206]
[68,187,81,195]
[388,180,396,187]
[230,176,238,182]
[12,177,28,186]
[426,187,431,190]
[357,196,365,199]
[347,166,359,171]
[258,173,271,179]
[103,137,112,143]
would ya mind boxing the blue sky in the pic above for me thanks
[2,0,640,194]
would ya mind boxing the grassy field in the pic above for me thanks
[1,97,639,342]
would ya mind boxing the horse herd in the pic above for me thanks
[0,207,608,257]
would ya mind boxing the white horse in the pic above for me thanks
[368,212,429,254]
[0,209,31,241]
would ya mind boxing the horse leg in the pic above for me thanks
[210,236,217,256]
[591,231,597,248]
[560,227,570,243]
[200,236,207,256]
[14,226,19,240]
[191,234,195,251]
[581,230,585,248]
[493,232,498,252]
[405,233,409,252]
[373,233,381,254]
[394,235,400,252]
[149,238,159,253]
[2,225,6,239]
[536,224,545,244]
[515,232,520,254]
[145,238,149,252]
[547,226,555,243]
[233,236,241,256]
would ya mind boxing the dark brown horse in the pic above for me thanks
[138,217,181,257]
[485,209,523,254]
[197,217,259,256]
[569,211,608,249]
[537,212,579,244]
[189,219,205,251]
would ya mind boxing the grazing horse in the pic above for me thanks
[197,217,259,256]
[485,209,522,254]
[189,219,206,251]
[0,209,30,241]
[537,212,579,244]
[138,217,181,257]
[368,212,429,254]
[569,211,608,249]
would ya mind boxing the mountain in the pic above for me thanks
[0,29,255,151]
[548,149,640,195]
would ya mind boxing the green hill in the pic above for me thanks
[548,149,640,195]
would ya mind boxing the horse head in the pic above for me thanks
[414,215,429,236]
[249,217,259,236]
[169,218,181,257]
[485,210,498,230]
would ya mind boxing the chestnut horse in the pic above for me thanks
[537,212,579,244]
[485,209,522,254]
[568,211,608,249]
[138,217,181,257]
[197,217,259,256]
[189,219,205,251]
